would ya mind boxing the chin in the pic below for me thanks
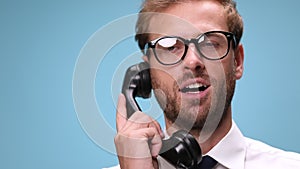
[172,106,209,131]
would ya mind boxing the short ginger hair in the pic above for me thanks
[135,0,244,51]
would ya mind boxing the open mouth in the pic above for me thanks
[180,83,209,94]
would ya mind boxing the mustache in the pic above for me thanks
[176,71,210,86]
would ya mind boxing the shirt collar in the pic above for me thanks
[206,121,246,169]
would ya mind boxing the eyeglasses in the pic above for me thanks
[144,31,237,66]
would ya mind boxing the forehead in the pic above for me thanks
[147,1,228,40]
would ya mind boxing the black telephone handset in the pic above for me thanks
[122,62,202,169]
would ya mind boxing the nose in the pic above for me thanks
[182,44,205,71]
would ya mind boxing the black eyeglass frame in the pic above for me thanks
[144,30,237,66]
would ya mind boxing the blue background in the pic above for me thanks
[1,0,300,168]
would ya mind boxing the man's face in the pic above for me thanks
[146,1,243,131]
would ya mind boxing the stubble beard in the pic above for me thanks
[152,68,236,132]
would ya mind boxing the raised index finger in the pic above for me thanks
[116,93,127,131]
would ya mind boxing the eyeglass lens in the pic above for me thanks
[153,32,229,65]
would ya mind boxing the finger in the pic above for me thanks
[116,127,159,158]
[150,133,162,157]
[152,119,165,138]
[148,123,163,157]
[128,112,164,138]
[116,93,127,131]
[139,126,163,158]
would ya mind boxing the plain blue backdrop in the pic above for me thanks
[1,0,300,169]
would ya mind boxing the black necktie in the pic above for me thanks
[197,156,217,169]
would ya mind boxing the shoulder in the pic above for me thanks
[244,137,300,168]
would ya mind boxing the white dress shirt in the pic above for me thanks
[104,121,300,169]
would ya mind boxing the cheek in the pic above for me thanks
[206,55,235,75]
[150,69,177,90]
[205,61,226,80]
[149,57,179,87]
[204,57,236,92]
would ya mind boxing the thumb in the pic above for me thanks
[116,93,127,131]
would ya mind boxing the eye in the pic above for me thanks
[198,36,221,49]
[166,46,176,52]
[203,41,220,47]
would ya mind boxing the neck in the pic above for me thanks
[165,106,232,154]
[197,106,232,154]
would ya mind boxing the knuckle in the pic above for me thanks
[114,134,121,144]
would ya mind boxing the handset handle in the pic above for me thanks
[121,62,152,118]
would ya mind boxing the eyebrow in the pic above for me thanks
[150,31,202,40]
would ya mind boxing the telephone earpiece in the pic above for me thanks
[121,62,152,118]
[121,62,202,169]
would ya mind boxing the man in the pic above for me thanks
[110,0,300,168]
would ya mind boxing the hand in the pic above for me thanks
[114,94,164,169]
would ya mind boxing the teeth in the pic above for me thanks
[186,83,206,89]
[180,83,208,93]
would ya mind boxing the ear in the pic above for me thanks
[234,44,244,80]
